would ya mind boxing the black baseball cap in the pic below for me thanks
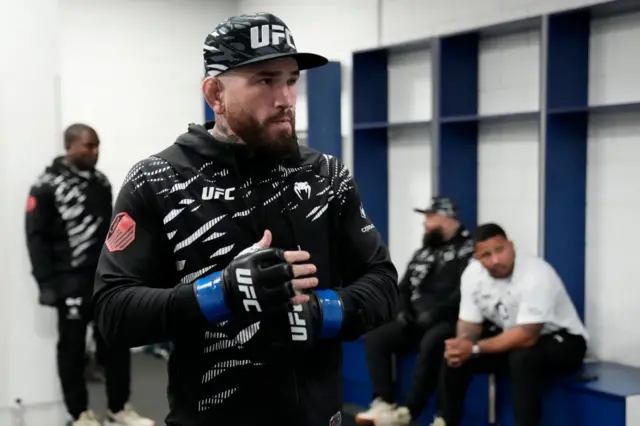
[414,197,458,218]
[203,13,329,77]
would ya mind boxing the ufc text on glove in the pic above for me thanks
[193,247,344,339]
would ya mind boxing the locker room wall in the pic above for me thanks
[1,1,67,423]
[59,0,238,190]
[237,0,640,368]
[585,11,640,366]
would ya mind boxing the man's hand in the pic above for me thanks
[194,230,318,324]
[444,337,474,368]
[38,287,57,307]
[239,230,316,305]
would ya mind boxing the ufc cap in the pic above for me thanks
[414,197,458,218]
[203,12,329,77]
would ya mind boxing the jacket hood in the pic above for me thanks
[174,121,303,167]
[46,156,97,178]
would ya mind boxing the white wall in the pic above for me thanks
[478,29,540,116]
[387,48,433,269]
[477,118,540,256]
[586,11,640,367]
[0,0,68,423]
[388,126,432,270]
[381,0,611,45]
[477,28,541,257]
[59,0,238,190]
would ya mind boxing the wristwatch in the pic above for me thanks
[471,343,481,358]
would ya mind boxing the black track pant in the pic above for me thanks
[57,290,131,419]
[364,319,455,418]
[438,328,587,426]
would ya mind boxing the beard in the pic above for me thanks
[422,229,445,248]
[226,107,299,159]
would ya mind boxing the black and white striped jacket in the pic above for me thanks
[25,156,112,299]
[93,121,398,426]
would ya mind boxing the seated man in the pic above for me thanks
[435,223,588,426]
[356,197,474,426]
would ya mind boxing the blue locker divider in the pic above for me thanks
[543,8,590,321]
[306,61,342,159]
[352,48,390,246]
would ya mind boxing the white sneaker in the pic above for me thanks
[104,403,155,426]
[375,406,412,426]
[355,398,396,425]
[430,416,447,426]
[72,410,100,426]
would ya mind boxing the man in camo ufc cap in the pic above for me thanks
[92,11,399,426]
[201,12,328,156]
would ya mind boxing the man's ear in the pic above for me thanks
[202,77,225,114]
[506,240,514,251]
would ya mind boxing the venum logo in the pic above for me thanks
[202,186,235,201]
[250,24,296,50]
[236,268,262,312]
[293,182,311,200]
[289,304,307,341]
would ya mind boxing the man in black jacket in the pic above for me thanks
[356,197,473,426]
[93,12,398,426]
[25,123,153,426]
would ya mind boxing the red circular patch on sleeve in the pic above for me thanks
[106,212,136,252]
[26,195,37,213]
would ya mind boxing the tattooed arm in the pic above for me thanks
[457,262,485,342]
[457,320,483,342]
[476,323,543,353]
[477,265,558,353]
[478,324,544,354]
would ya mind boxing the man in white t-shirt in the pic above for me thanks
[435,223,588,426]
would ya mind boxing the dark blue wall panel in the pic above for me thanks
[437,32,479,229]
[544,112,588,321]
[352,49,388,126]
[547,10,590,111]
[306,61,342,159]
[439,33,479,119]
[352,48,389,246]
[544,9,591,320]
[353,128,389,245]
[438,122,478,229]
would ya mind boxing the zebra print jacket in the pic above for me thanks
[25,156,112,302]
[93,121,398,426]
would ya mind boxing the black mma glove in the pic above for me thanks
[269,289,345,346]
[193,247,296,324]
